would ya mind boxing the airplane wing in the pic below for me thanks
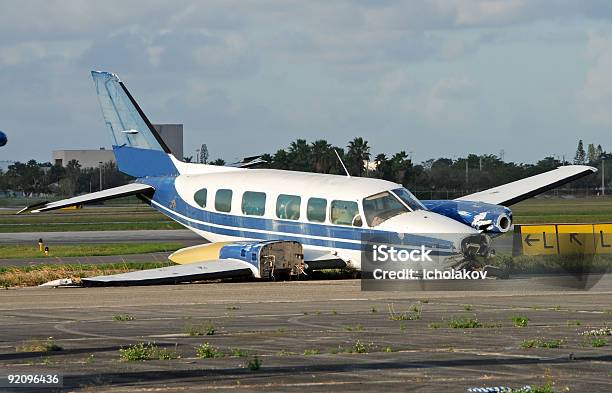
[17,183,154,214]
[303,248,347,270]
[78,241,349,287]
[81,259,256,286]
[456,165,597,206]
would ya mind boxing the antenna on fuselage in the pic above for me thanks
[334,149,351,178]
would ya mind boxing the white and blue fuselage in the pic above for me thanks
[137,156,482,271]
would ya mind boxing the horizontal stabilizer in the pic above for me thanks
[81,259,256,286]
[17,183,154,214]
[227,156,268,168]
[457,165,597,206]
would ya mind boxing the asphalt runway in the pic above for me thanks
[0,278,610,392]
[0,229,202,245]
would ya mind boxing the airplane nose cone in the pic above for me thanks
[376,210,480,255]
[377,210,480,235]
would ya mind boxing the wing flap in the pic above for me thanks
[17,183,154,214]
[456,165,597,206]
[81,259,256,286]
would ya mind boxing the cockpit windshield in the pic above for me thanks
[392,188,426,211]
[363,191,409,227]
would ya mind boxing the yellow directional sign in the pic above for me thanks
[514,223,612,256]
[557,224,595,255]
[519,225,558,256]
[593,224,612,254]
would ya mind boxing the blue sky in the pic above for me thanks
[1,0,612,164]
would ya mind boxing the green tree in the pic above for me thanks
[5,160,44,196]
[271,149,290,169]
[574,140,586,164]
[346,137,370,177]
[587,143,597,163]
[388,151,412,183]
[310,140,335,173]
[287,139,312,172]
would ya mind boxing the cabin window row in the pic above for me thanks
[193,188,362,226]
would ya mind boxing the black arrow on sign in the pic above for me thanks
[569,233,583,246]
[524,234,540,247]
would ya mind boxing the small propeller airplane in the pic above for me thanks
[19,71,597,286]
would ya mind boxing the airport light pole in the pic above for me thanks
[602,158,605,196]
[99,161,103,191]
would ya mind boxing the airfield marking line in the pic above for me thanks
[286,314,343,331]
[86,380,439,391]
[1,312,320,325]
[51,321,181,345]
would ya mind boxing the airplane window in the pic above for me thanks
[363,191,408,227]
[194,188,207,208]
[276,194,301,220]
[307,197,327,223]
[392,188,426,211]
[331,200,361,226]
[215,189,233,212]
[242,191,266,216]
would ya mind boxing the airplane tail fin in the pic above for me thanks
[91,71,179,178]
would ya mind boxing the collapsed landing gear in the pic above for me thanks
[458,234,509,279]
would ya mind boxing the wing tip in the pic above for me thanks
[559,164,598,174]
[16,201,49,215]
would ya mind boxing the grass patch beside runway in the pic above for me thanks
[0,242,183,259]
[493,253,612,274]
[0,221,181,232]
[512,197,612,224]
[0,206,180,232]
[0,261,175,287]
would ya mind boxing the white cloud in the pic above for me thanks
[2,1,612,162]
[577,30,612,126]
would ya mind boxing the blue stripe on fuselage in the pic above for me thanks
[138,177,456,253]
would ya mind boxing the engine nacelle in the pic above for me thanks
[421,199,512,234]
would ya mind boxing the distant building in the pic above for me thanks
[52,148,115,168]
[52,124,183,168]
[153,124,183,159]
[0,160,16,172]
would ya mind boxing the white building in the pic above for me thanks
[52,124,183,168]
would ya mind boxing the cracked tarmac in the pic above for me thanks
[0,277,610,392]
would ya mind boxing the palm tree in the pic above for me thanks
[271,149,290,169]
[288,139,312,172]
[389,151,411,183]
[310,139,334,173]
[346,137,371,177]
[374,153,391,180]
